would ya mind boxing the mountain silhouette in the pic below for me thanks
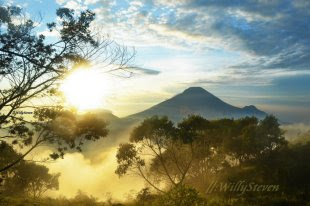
[125,87,267,122]
[86,87,267,155]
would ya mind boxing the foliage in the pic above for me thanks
[116,115,287,194]
[0,194,106,206]
[135,188,157,206]
[116,116,196,192]
[1,114,309,205]
[0,4,133,172]
[0,107,109,174]
[4,162,60,199]
[156,185,207,206]
[0,142,60,199]
[69,190,101,206]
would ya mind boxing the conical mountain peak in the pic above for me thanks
[182,87,213,96]
[126,87,267,122]
[183,87,207,93]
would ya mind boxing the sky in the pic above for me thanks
[3,0,310,124]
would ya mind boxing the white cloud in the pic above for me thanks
[55,0,86,11]
[85,0,99,5]
[38,29,60,37]
[56,0,69,5]
[282,123,310,141]
[130,1,143,7]
[63,0,87,11]
[148,23,223,49]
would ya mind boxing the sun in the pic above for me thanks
[60,68,110,111]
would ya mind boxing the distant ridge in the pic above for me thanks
[125,87,267,122]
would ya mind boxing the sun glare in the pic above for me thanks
[61,68,110,111]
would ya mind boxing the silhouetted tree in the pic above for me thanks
[116,116,197,192]
[0,108,108,173]
[116,115,288,197]
[71,190,99,206]
[0,142,59,198]
[136,188,156,206]
[5,162,60,199]
[0,5,133,172]
[157,185,207,206]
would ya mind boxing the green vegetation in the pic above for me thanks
[1,115,310,205]
[114,115,310,206]
[0,142,59,200]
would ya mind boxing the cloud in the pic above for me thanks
[64,0,87,11]
[39,126,147,201]
[38,29,60,37]
[47,150,144,201]
[55,0,69,4]
[91,0,309,74]
[148,23,222,49]
[85,0,99,5]
[129,66,161,75]
[55,0,87,11]
[282,123,310,141]
[172,0,310,71]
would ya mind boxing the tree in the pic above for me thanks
[71,190,99,206]
[241,141,310,203]
[136,188,157,206]
[0,108,109,173]
[156,185,207,206]
[221,115,286,162]
[185,115,287,195]
[115,116,206,193]
[6,162,60,199]
[116,115,288,197]
[0,5,134,172]
[0,141,20,188]
[0,142,60,198]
